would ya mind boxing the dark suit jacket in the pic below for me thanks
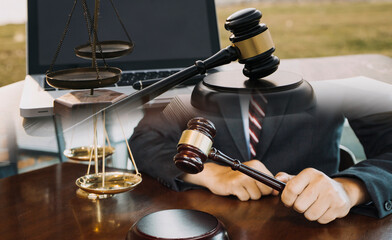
[129,81,392,219]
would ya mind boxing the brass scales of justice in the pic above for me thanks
[47,0,141,199]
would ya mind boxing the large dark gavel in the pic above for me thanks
[104,8,279,122]
[133,8,279,90]
[174,117,286,192]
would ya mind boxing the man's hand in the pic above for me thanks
[183,160,274,201]
[275,168,370,224]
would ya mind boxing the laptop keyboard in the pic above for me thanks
[43,70,180,91]
[117,70,179,87]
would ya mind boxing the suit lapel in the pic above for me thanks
[257,96,289,161]
[217,95,249,161]
[215,91,290,162]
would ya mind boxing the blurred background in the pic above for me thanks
[1,0,392,87]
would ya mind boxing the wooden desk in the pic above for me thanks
[1,163,391,240]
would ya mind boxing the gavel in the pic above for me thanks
[131,8,279,89]
[105,8,280,123]
[174,117,286,192]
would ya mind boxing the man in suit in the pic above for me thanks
[129,76,392,224]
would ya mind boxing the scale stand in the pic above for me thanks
[46,0,142,199]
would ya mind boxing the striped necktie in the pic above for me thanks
[248,94,266,159]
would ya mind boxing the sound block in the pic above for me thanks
[127,209,229,240]
[191,69,315,116]
[201,69,303,93]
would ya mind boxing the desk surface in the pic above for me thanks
[1,162,392,240]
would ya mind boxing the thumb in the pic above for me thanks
[271,172,293,196]
[275,172,294,183]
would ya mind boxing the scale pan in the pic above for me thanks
[76,172,142,195]
[46,66,121,89]
[75,40,134,59]
[64,146,115,161]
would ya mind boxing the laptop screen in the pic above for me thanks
[27,0,220,74]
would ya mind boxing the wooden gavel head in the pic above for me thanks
[174,117,216,174]
[174,117,287,192]
[225,8,280,79]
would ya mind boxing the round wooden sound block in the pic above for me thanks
[127,209,229,240]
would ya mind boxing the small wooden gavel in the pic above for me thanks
[174,117,286,192]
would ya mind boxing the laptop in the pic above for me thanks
[20,0,220,117]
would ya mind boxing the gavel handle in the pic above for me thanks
[103,46,239,115]
[208,148,286,192]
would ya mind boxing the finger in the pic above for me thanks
[273,172,293,195]
[244,160,274,196]
[293,184,320,213]
[316,198,351,224]
[244,160,273,179]
[317,208,338,224]
[232,185,251,201]
[271,189,281,196]
[244,159,266,170]
[303,198,330,221]
[244,181,262,200]
[281,169,313,207]
[255,180,273,196]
